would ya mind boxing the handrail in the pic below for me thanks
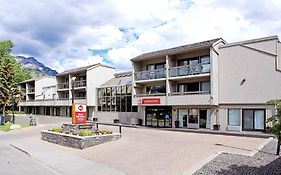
[169,63,210,77]
[135,93,166,97]
[169,91,210,95]
[135,69,166,80]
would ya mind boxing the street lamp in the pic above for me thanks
[71,77,76,104]
[71,77,76,122]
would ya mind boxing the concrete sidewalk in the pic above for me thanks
[0,125,125,175]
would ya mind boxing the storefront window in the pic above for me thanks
[228,109,240,126]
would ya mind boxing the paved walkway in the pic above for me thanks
[0,116,270,175]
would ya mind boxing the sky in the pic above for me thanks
[0,0,281,73]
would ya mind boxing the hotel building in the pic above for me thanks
[131,36,281,132]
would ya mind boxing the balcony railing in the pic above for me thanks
[169,63,210,77]
[73,80,86,88]
[135,93,166,97]
[169,91,210,96]
[27,88,35,93]
[135,69,166,81]
[58,82,69,89]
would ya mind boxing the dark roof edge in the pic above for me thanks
[220,35,279,48]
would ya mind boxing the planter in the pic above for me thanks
[41,130,121,149]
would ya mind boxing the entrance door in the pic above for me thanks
[242,109,265,131]
[188,109,199,129]
[199,109,211,129]
[178,109,188,127]
[145,106,172,128]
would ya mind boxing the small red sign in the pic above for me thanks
[140,98,161,104]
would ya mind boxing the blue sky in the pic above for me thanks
[0,0,281,73]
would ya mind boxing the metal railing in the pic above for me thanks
[135,93,166,97]
[135,69,166,81]
[169,63,210,77]
[28,88,35,93]
[169,91,210,96]
[73,80,86,88]
[57,82,69,89]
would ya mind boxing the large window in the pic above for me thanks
[228,109,240,126]
[97,85,136,112]
[177,81,210,94]
[146,85,166,94]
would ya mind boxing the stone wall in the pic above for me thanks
[41,130,121,149]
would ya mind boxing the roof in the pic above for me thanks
[20,76,55,84]
[99,72,132,88]
[220,35,279,48]
[131,38,222,61]
[56,63,115,77]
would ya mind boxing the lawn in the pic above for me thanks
[0,123,30,132]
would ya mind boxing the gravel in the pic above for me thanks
[193,139,281,175]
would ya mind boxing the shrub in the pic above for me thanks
[100,129,112,135]
[51,128,62,133]
[79,129,93,136]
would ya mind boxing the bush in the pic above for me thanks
[51,128,62,133]
[99,129,112,135]
[79,129,93,136]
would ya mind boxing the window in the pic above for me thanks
[228,109,240,126]
[146,85,166,94]
[121,96,126,112]
[121,86,126,95]
[147,63,165,70]
[127,86,132,95]
[200,82,210,93]
[132,106,138,112]
[186,82,199,92]
[200,56,210,63]
[106,87,111,96]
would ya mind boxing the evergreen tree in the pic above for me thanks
[0,40,31,114]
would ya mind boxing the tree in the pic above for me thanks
[267,99,281,155]
[0,40,31,115]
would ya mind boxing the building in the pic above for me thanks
[131,36,281,132]
[95,72,140,124]
[19,63,115,117]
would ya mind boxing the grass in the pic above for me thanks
[0,122,30,132]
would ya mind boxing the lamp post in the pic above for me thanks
[11,92,15,124]
[71,77,76,123]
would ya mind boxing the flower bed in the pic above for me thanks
[41,129,121,149]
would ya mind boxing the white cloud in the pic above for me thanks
[0,0,281,73]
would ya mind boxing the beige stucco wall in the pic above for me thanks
[35,77,57,100]
[86,66,115,106]
[218,41,281,104]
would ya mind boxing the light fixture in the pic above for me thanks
[71,76,76,81]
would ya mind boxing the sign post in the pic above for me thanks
[72,104,87,124]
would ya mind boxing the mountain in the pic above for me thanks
[15,56,58,77]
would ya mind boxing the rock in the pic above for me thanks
[9,124,21,130]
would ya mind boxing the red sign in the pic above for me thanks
[72,104,87,124]
[139,98,161,104]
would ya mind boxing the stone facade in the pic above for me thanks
[41,130,121,149]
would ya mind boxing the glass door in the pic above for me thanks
[188,109,199,129]
[242,109,265,131]
[199,109,211,129]
[178,109,187,127]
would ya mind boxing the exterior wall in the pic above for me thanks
[35,77,57,100]
[278,42,281,70]
[86,66,115,106]
[218,40,281,104]
[217,104,275,132]
[94,111,141,124]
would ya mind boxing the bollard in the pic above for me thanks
[119,125,121,134]
[96,123,99,130]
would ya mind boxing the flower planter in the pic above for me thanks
[41,130,121,149]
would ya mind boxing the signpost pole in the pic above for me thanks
[71,77,76,124]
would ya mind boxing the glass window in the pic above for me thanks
[200,56,210,63]
[102,98,106,111]
[155,63,165,69]
[127,86,132,95]
[178,84,185,92]
[147,64,155,71]
[121,96,126,112]
[116,97,121,112]
[186,82,199,92]
[178,60,188,66]
[188,109,199,123]
[112,87,116,96]
[189,58,199,65]
[200,82,210,93]
[132,106,138,112]
[228,109,240,126]
[121,86,126,95]
[126,96,132,112]
[254,110,265,130]
[116,86,121,95]
[111,97,116,112]
[106,87,111,96]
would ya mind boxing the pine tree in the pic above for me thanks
[0,40,31,114]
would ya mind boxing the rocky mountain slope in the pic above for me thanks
[15,56,58,77]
